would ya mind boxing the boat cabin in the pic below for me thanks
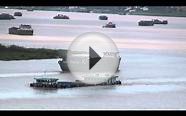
[19,24,32,29]
[34,78,59,84]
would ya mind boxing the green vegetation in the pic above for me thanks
[2,6,186,17]
[0,44,67,61]
[130,7,186,17]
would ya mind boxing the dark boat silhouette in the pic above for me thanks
[138,20,154,26]
[9,24,33,35]
[103,22,116,28]
[0,13,15,20]
[14,12,22,16]
[99,15,108,20]
[53,14,70,19]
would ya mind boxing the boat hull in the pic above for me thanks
[9,27,33,35]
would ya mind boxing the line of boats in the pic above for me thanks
[0,12,116,36]
[0,11,168,36]
[138,19,168,26]
[0,12,34,35]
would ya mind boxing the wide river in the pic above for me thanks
[0,8,186,109]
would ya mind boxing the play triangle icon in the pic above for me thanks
[89,46,101,70]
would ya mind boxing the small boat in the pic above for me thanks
[99,15,108,20]
[103,22,116,28]
[27,8,34,11]
[14,12,22,16]
[9,24,34,35]
[53,14,70,19]
[138,20,154,26]
[153,19,168,24]
[0,13,15,20]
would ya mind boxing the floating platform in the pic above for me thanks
[30,76,122,89]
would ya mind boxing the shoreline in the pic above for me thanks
[1,7,186,18]
[0,44,67,61]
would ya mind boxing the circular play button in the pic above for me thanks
[67,32,120,84]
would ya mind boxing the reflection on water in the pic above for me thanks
[32,88,58,95]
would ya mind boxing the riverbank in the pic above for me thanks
[0,44,67,61]
[2,6,186,17]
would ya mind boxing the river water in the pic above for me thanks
[0,8,186,109]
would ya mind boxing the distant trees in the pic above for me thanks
[0,44,66,60]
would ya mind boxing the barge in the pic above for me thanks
[8,24,33,35]
[138,20,154,26]
[30,76,122,89]
[138,19,168,26]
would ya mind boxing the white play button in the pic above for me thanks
[67,32,120,84]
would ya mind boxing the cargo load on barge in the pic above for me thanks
[8,24,33,35]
